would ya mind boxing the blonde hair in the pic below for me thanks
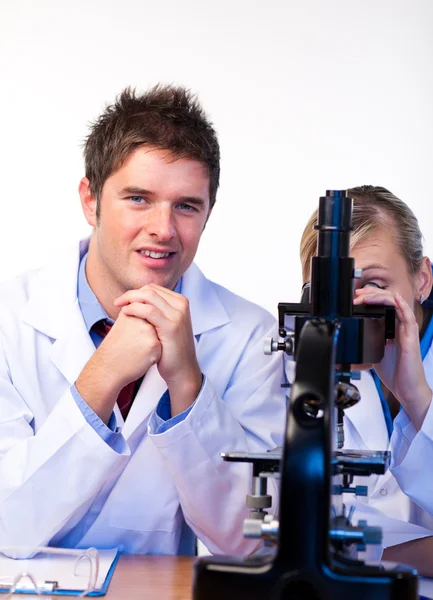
[300,186,424,283]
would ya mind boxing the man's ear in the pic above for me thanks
[417,256,433,303]
[79,177,98,227]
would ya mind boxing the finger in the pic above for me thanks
[121,302,169,329]
[115,283,182,305]
[145,283,187,310]
[115,288,179,320]
[354,287,393,299]
[353,289,416,330]
[355,286,388,293]
[147,282,181,299]
[114,288,150,306]
[116,286,188,319]
[121,303,182,340]
[353,293,396,306]
[394,292,418,330]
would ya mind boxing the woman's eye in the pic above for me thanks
[362,281,385,290]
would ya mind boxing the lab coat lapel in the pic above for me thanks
[48,301,96,384]
[181,262,231,337]
[21,240,94,385]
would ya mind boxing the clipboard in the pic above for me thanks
[0,548,119,596]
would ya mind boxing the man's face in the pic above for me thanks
[83,146,211,299]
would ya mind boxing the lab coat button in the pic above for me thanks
[379,488,388,496]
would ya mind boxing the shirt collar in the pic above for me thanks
[77,254,111,331]
[77,253,182,332]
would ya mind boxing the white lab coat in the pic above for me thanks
[344,365,433,556]
[0,240,286,555]
[285,346,433,559]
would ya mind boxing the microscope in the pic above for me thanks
[193,190,418,600]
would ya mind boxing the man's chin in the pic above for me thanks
[129,274,180,291]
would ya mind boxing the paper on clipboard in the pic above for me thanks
[419,577,433,600]
[0,547,119,596]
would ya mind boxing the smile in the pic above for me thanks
[139,250,173,259]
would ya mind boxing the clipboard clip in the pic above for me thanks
[0,572,58,594]
[0,545,101,598]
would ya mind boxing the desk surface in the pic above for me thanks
[107,555,194,600]
[13,555,195,600]
[12,555,433,599]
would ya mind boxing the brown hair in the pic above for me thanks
[84,85,220,218]
[300,185,424,282]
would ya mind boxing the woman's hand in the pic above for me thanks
[354,287,432,430]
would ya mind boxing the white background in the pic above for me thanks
[0,0,432,315]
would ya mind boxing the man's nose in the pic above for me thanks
[146,205,176,241]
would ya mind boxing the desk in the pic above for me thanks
[106,555,194,600]
[14,556,433,599]
[14,556,195,600]
[108,558,433,600]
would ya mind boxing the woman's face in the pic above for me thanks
[351,227,417,310]
[350,226,432,328]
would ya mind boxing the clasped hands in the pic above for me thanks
[76,284,202,424]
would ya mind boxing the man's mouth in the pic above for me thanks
[138,250,174,259]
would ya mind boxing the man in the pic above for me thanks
[0,85,285,555]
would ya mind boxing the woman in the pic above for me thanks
[299,185,433,575]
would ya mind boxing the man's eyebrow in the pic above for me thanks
[119,187,207,207]
[178,196,207,208]
[120,186,153,196]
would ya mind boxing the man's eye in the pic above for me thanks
[362,282,385,290]
[177,203,196,212]
[129,196,146,204]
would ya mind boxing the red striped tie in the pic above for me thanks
[91,320,138,420]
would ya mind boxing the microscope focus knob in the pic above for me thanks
[243,519,263,539]
[264,334,294,355]
[243,518,279,542]
[246,494,272,509]
[264,338,279,355]
[357,520,382,545]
